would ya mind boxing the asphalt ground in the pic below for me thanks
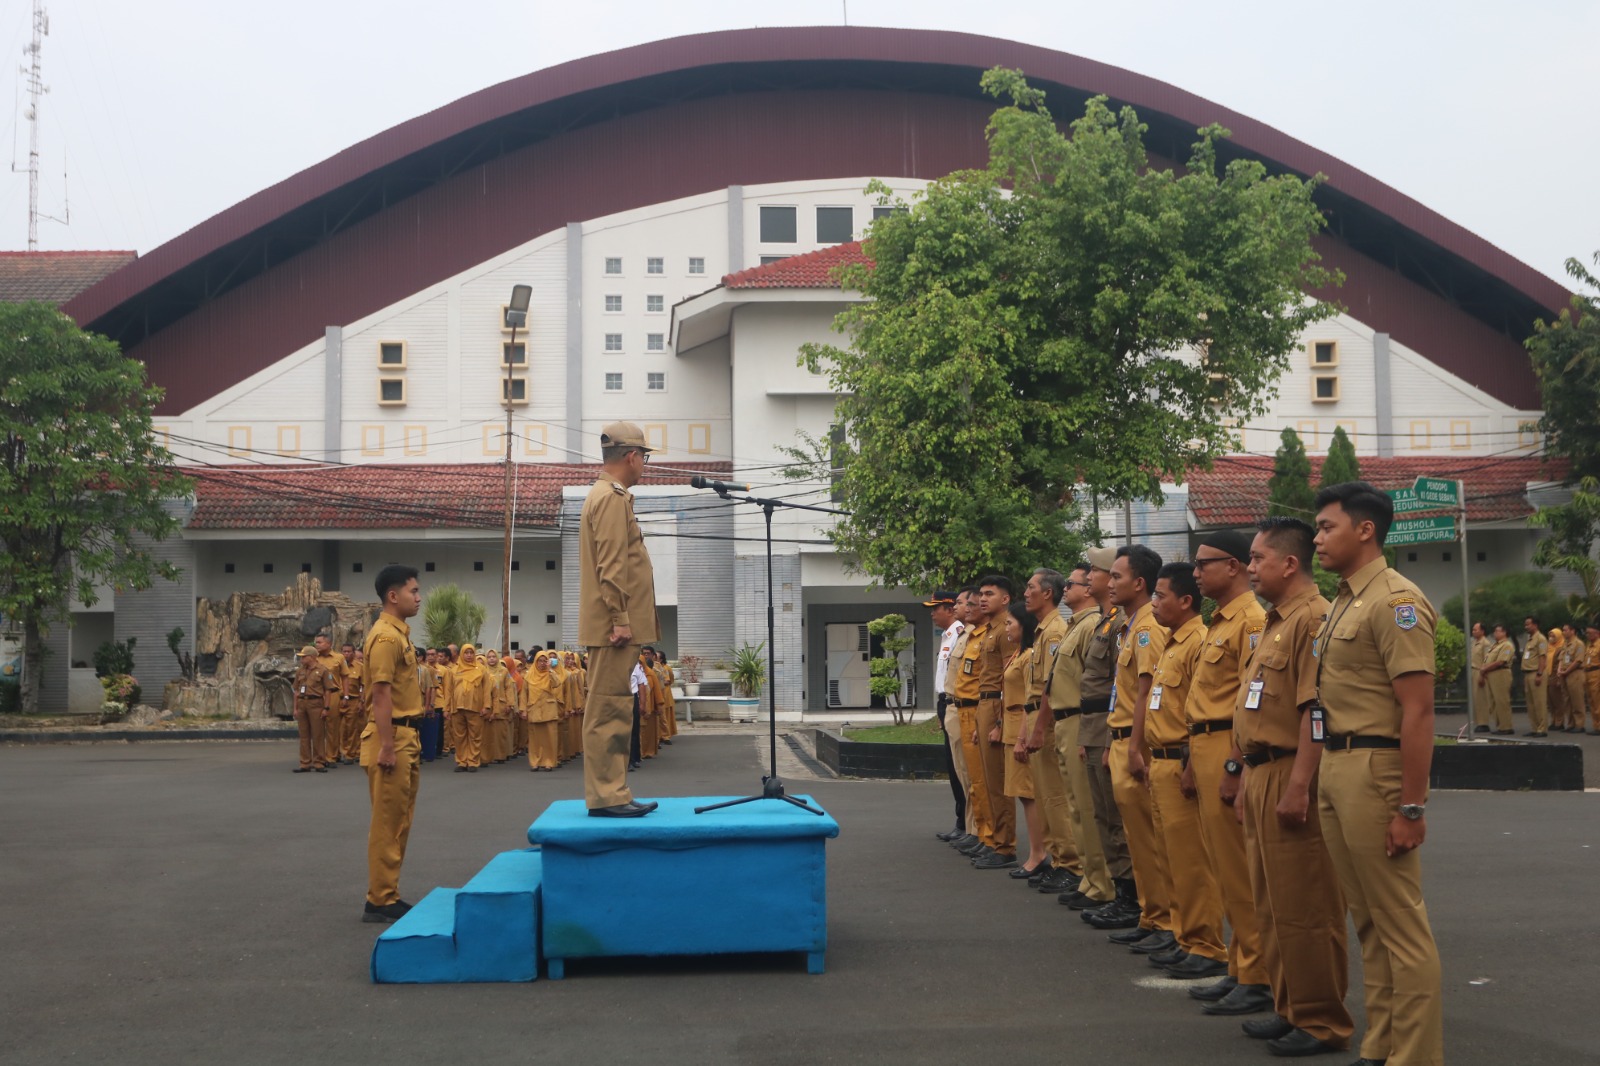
[1,732,1595,1066]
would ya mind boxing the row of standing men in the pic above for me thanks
[1468,619,1600,737]
[928,481,1443,1066]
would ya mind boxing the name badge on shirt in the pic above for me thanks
[963,659,974,675]
[1309,704,1326,743]
[1148,685,1163,710]
[300,685,306,695]
[1244,678,1264,711]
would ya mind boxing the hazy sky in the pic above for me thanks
[0,0,1592,289]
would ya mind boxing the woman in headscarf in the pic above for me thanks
[450,644,491,772]
[524,651,562,771]
[1547,627,1568,730]
[548,650,572,764]
[563,651,586,761]
[507,651,528,757]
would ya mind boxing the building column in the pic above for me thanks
[735,551,803,713]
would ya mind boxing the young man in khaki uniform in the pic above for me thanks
[1013,569,1077,886]
[953,596,998,860]
[577,422,660,818]
[1480,625,1515,735]
[1585,624,1600,734]
[972,575,1020,869]
[1522,617,1549,737]
[1311,481,1443,1065]
[292,645,332,773]
[1185,531,1271,1012]
[314,635,349,767]
[944,590,982,853]
[1467,622,1490,733]
[1557,623,1587,735]
[1075,549,1133,922]
[340,643,366,761]
[1233,517,1353,1050]
[360,564,424,924]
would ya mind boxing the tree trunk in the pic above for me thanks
[20,613,43,716]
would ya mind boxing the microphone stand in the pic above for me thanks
[693,485,848,816]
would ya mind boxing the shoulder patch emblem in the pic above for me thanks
[1395,604,1419,631]
[1137,631,1151,647]
[1388,596,1415,608]
[1048,642,1060,658]
[1249,632,1260,649]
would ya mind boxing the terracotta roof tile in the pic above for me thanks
[722,241,872,289]
[185,462,731,531]
[1187,455,1567,527]
[0,251,137,307]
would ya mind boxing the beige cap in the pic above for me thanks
[1086,546,1117,571]
[600,421,653,451]
[298,645,317,657]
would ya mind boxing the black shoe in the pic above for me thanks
[1202,983,1273,1015]
[1106,925,1157,945]
[1523,731,1546,737]
[1473,724,1490,733]
[587,802,653,818]
[313,766,328,773]
[467,766,478,773]
[1188,975,1238,1002]
[1149,948,1189,968]
[1056,871,1083,893]
[1023,860,1053,885]
[454,765,468,772]
[293,767,311,773]
[1064,891,1112,910]
[1346,1059,1387,1065]
[628,761,642,770]
[973,851,1018,870]
[1164,954,1229,980]
[1034,867,1068,893]
[1243,1015,1294,1041]
[362,900,413,924]
[960,840,991,858]
[936,828,963,841]
[1266,1028,1340,1057]
[949,834,979,851]
[1128,930,1176,955]
[1012,863,1044,880]
[632,800,659,812]
[1086,902,1142,930]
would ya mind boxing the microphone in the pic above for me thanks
[690,475,750,494]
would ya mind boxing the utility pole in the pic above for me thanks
[16,0,48,251]
[501,286,532,654]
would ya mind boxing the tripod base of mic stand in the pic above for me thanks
[694,775,826,815]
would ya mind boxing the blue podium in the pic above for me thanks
[529,796,840,978]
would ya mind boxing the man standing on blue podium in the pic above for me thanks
[579,422,662,819]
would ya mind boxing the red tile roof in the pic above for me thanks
[185,461,732,531]
[1187,455,1567,527]
[0,250,136,307]
[722,241,872,289]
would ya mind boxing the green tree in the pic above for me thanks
[1433,617,1467,700]
[421,584,485,649]
[1320,425,1361,487]
[794,70,1337,589]
[1267,427,1316,518]
[866,613,915,724]
[0,303,191,714]
[1529,478,1600,626]
[1439,569,1572,635]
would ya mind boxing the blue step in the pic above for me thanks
[370,848,543,984]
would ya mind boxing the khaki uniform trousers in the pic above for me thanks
[1189,730,1268,985]
[1484,672,1512,731]
[514,712,529,754]
[527,720,559,769]
[958,703,998,847]
[1318,748,1443,1066]
[1024,709,1078,873]
[1053,714,1113,899]
[568,715,583,761]
[446,709,465,753]
[1585,673,1600,732]
[293,702,327,768]
[558,714,574,760]
[1524,674,1548,733]
[1083,722,1131,881]
[976,698,1016,853]
[1148,756,1228,961]
[341,705,364,761]
[641,707,660,758]
[322,706,346,764]
[360,720,421,906]
[1243,756,1353,1047]
[1109,736,1174,932]
[1564,670,1588,731]
[581,645,637,809]
[454,711,484,768]
[944,706,976,835]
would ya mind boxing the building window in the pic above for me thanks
[473,561,484,572]
[546,614,557,624]
[1477,551,1487,562]
[378,378,406,406]
[263,563,274,574]
[1450,419,1471,450]
[816,206,853,244]
[424,562,435,572]
[647,372,665,391]
[688,257,705,275]
[760,205,797,243]
[872,205,907,220]
[352,562,363,574]
[604,294,622,313]
[511,560,520,571]
[1311,375,1340,403]
[604,257,622,275]
[224,562,235,574]
[1311,340,1338,367]
[604,333,622,353]
[646,333,665,352]
[1517,420,1541,449]
[646,257,664,275]
[1410,420,1431,450]
[502,341,526,367]
[646,295,664,313]
[300,563,312,573]
[510,614,519,625]
[1206,372,1228,405]
[759,255,789,266]
[378,341,407,368]
[510,641,520,651]
[502,377,528,405]
[605,372,623,392]
[545,560,556,571]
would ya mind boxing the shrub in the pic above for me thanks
[93,637,137,679]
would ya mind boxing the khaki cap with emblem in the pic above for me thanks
[298,645,317,657]
[1086,546,1117,571]
[600,421,654,451]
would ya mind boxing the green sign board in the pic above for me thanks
[1386,515,1458,546]
[1388,477,1462,515]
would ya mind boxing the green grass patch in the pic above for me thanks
[842,720,945,745]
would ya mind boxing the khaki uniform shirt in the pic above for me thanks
[432,666,453,711]
[1487,639,1515,674]
[362,614,423,719]
[1469,636,1490,674]
[317,651,347,713]
[1558,636,1585,675]
[1030,612,1070,706]
[1109,602,1165,731]
[1189,591,1266,726]
[952,622,987,704]
[578,471,659,646]
[524,671,561,722]
[1045,606,1103,711]
[1147,614,1206,747]
[1315,557,1437,739]
[978,616,1016,697]
[450,663,491,714]
[1522,632,1548,674]
[1234,584,1329,754]
[293,660,335,709]
[1078,607,1124,747]
[1586,641,1600,673]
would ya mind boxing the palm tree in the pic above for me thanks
[422,584,486,649]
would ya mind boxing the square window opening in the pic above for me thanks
[816,206,853,243]
[646,295,664,313]
[688,257,705,275]
[473,561,484,572]
[378,341,406,367]
[646,333,665,351]
[545,560,556,571]
[759,205,797,243]
[378,378,406,405]
[424,562,435,572]
[646,257,664,275]
[604,257,622,275]
[604,294,622,313]
[352,562,363,574]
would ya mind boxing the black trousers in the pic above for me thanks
[630,691,642,765]
[936,694,965,828]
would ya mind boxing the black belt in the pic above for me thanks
[979,691,1002,700]
[1079,695,1113,716]
[1189,719,1233,735]
[1109,725,1132,741]
[1025,700,1040,712]
[1242,746,1295,767]
[1054,706,1081,722]
[1323,734,1400,752]
[1150,745,1187,760]
[390,717,420,727]
[955,698,980,708]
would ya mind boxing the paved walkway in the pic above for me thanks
[0,735,1594,1065]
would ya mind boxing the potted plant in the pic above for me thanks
[677,655,703,697]
[727,642,766,721]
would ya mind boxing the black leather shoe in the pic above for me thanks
[1266,1028,1340,1057]
[1012,863,1044,880]
[1188,975,1238,1002]
[587,802,653,818]
[1243,1015,1294,1041]
[1086,903,1141,930]
[313,766,328,773]
[1106,925,1157,945]
[631,799,659,812]
[1129,930,1176,954]
[965,844,995,862]
[1065,891,1112,910]
[362,900,413,923]
[1202,983,1273,1015]
[1473,724,1490,733]
[1056,871,1082,893]
[293,767,311,773]
[1024,860,1053,885]
[1164,954,1229,980]
[973,851,1018,870]
[1525,731,1547,737]
[1038,868,1073,893]
[936,828,963,841]
[1149,948,1188,968]
[949,834,979,850]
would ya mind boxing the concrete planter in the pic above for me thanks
[811,728,947,780]
[727,696,761,722]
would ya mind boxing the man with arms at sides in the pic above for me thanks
[578,422,661,818]
[360,565,425,924]
[952,586,999,861]
[1521,618,1549,737]
[1071,549,1134,921]
[1467,622,1491,734]
[928,590,968,843]
[1556,622,1586,734]
[972,575,1020,869]
[1312,481,1443,1065]
[1231,517,1353,1054]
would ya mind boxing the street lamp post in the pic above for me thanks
[501,284,532,655]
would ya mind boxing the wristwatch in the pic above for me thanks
[1223,759,1243,776]
[1398,803,1426,821]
